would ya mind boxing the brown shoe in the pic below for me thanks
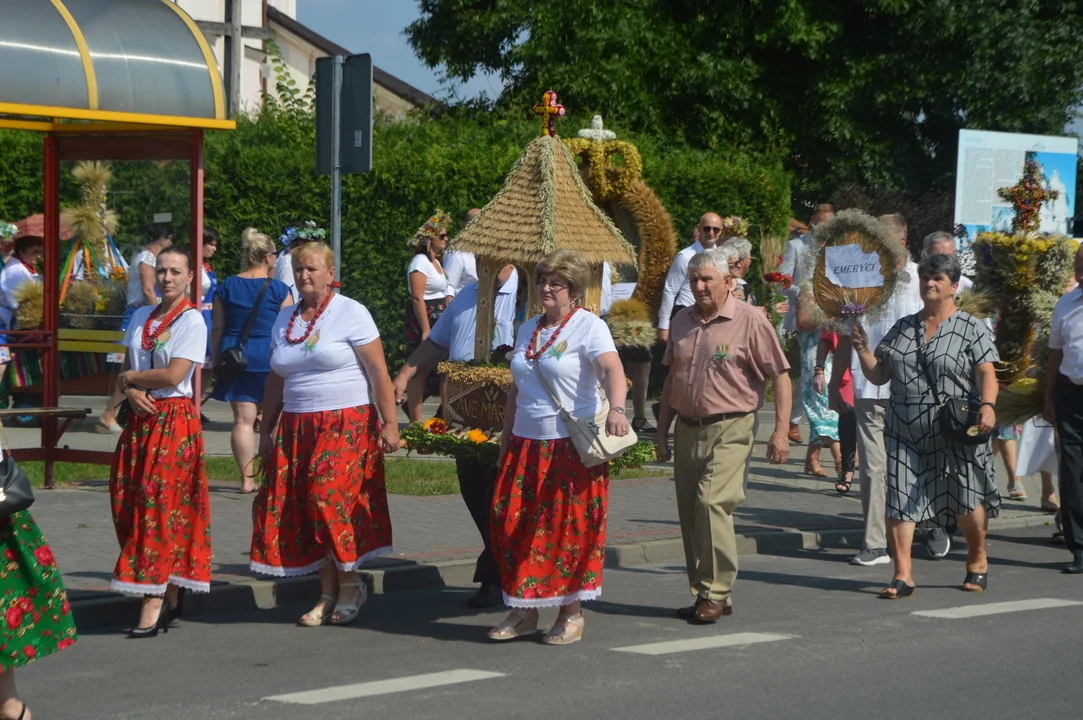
[691,598,733,623]
[788,424,803,444]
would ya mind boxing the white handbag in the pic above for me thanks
[533,361,637,467]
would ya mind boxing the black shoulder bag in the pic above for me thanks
[214,277,272,389]
[0,419,34,518]
[917,341,991,445]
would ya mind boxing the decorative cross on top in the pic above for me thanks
[997,159,1058,233]
[533,90,566,137]
[577,114,616,142]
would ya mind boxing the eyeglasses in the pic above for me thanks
[701,226,722,234]
[537,279,569,291]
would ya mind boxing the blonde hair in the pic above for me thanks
[241,227,276,270]
[535,249,592,305]
[293,241,336,271]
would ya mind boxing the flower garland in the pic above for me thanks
[563,136,643,202]
[278,220,327,250]
[720,216,750,239]
[409,210,451,250]
[798,209,909,331]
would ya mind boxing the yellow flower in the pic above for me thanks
[466,429,488,444]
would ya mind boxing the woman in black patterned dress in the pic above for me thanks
[851,253,1000,598]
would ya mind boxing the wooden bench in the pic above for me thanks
[1,407,93,489]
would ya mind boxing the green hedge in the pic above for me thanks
[0,110,789,363]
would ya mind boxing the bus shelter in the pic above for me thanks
[0,0,235,486]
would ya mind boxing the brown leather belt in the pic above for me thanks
[678,411,751,427]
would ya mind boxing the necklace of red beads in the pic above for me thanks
[526,307,578,360]
[285,291,333,345]
[141,299,194,351]
[19,259,37,275]
[202,260,213,275]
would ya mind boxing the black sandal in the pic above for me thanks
[834,470,853,496]
[878,579,916,599]
[962,571,988,593]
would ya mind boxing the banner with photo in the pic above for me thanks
[954,129,1078,257]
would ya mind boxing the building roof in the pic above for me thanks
[266,7,440,109]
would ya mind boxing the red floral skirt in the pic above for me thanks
[250,405,392,576]
[492,436,608,608]
[109,397,211,596]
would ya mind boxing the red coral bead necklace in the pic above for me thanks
[286,291,334,345]
[19,259,37,275]
[141,298,194,351]
[526,306,578,360]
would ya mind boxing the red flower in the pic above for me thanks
[780,274,793,290]
[22,646,35,659]
[56,638,76,651]
[33,546,55,568]
[4,608,22,629]
[15,597,32,612]
[182,444,195,462]
[3,548,16,561]
[136,555,152,571]
[315,461,330,476]
[521,588,537,599]
[764,272,782,283]
[61,600,70,616]
[28,587,37,598]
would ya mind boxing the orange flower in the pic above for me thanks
[465,429,488,444]
[422,417,448,435]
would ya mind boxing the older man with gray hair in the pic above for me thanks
[922,231,973,293]
[656,248,791,623]
[722,237,755,303]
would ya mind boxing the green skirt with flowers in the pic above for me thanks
[0,511,77,672]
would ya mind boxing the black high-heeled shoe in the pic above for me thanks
[128,604,169,639]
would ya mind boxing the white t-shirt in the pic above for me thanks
[274,251,297,300]
[851,260,923,401]
[1050,287,1083,384]
[443,250,478,297]
[124,305,207,399]
[428,273,518,361]
[126,249,157,306]
[407,254,448,300]
[509,310,617,440]
[270,294,380,413]
[600,261,613,316]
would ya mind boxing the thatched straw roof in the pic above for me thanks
[450,134,636,267]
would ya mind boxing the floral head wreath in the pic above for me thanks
[719,216,750,239]
[279,220,327,249]
[409,210,452,249]
[0,222,16,240]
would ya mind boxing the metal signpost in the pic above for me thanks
[316,53,373,281]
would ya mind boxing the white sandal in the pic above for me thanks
[542,613,584,646]
[298,594,335,627]
[487,610,539,641]
[329,581,368,626]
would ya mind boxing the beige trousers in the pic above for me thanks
[673,413,756,601]
[855,398,888,551]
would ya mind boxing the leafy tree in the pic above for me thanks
[407,0,1083,202]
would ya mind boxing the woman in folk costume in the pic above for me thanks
[490,249,630,646]
[250,242,399,627]
[110,246,210,637]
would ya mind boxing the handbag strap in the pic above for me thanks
[0,418,7,461]
[529,332,607,420]
[237,277,272,348]
[915,340,944,407]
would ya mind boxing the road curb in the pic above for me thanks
[69,516,1054,630]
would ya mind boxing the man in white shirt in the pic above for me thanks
[831,213,923,567]
[443,208,482,302]
[1046,244,1083,574]
[657,213,723,343]
[392,264,518,607]
[780,203,836,442]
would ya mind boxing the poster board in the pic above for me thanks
[954,129,1078,254]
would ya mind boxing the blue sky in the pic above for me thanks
[297,0,501,100]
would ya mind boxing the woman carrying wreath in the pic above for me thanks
[851,253,1000,598]
[404,212,450,423]
[251,242,399,627]
[110,246,210,637]
[489,249,630,646]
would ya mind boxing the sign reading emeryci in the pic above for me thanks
[824,245,884,289]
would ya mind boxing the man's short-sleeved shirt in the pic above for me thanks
[664,294,790,417]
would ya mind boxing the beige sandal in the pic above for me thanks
[298,594,335,627]
[487,610,539,641]
[329,581,368,626]
[542,613,585,645]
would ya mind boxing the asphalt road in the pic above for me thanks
[27,526,1083,720]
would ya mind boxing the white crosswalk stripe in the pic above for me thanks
[263,669,506,705]
[611,632,795,656]
[913,598,1083,619]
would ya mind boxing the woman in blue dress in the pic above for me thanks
[211,228,293,493]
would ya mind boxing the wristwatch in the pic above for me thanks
[611,407,626,414]
[980,402,996,410]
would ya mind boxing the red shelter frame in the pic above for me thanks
[8,129,207,487]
